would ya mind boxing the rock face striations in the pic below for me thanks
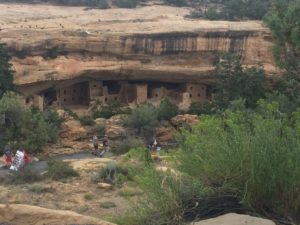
[0,4,276,110]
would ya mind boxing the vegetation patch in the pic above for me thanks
[29,185,55,194]
[46,160,79,180]
[100,201,117,209]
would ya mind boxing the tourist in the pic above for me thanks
[23,149,30,164]
[92,134,99,156]
[99,135,109,158]
[2,148,13,168]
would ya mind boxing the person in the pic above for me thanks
[92,134,99,156]
[148,138,157,152]
[3,149,13,168]
[23,149,30,164]
[99,135,109,158]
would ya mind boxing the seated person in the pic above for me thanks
[23,150,30,164]
[3,149,13,168]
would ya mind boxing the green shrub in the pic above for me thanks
[93,100,123,119]
[113,167,204,225]
[178,100,300,221]
[98,0,110,9]
[84,193,94,200]
[115,0,141,8]
[157,98,178,121]
[111,136,144,155]
[164,0,187,7]
[0,92,61,152]
[204,7,221,20]
[91,161,117,184]
[79,115,95,126]
[64,108,79,119]
[188,101,215,116]
[126,103,158,139]
[46,160,79,180]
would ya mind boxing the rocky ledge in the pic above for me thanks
[0,3,277,89]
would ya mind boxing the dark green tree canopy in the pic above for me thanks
[0,43,14,97]
[214,54,267,108]
[264,0,300,75]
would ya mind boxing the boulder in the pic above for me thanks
[192,213,275,225]
[95,118,106,126]
[106,114,128,126]
[170,114,199,128]
[105,125,126,140]
[0,204,115,225]
[155,126,177,143]
[60,119,87,141]
[97,183,113,190]
[56,109,70,120]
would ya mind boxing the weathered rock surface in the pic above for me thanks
[60,119,87,141]
[155,125,177,142]
[170,114,199,128]
[192,213,275,225]
[0,3,278,94]
[0,204,115,225]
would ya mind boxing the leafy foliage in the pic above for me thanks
[126,103,158,139]
[214,54,267,109]
[78,115,95,126]
[93,100,125,119]
[178,101,300,221]
[46,160,79,180]
[111,136,144,155]
[264,0,300,75]
[91,161,117,184]
[157,98,178,121]
[0,165,42,185]
[0,92,62,152]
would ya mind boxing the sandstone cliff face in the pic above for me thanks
[0,4,276,90]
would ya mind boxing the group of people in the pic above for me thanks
[2,148,30,169]
[91,134,110,157]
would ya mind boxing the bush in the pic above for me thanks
[178,101,300,221]
[126,103,158,139]
[164,0,187,7]
[1,165,42,185]
[111,136,144,155]
[79,115,95,126]
[91,161,117,184]
[214,53,267,109]
[93,100,123,119]
[203,8,222,20]
[64,108,79,119]
[157,98,178,121]
[188,101,215,116]
[0,92,61,152]
[113,167,204,225]
[115,0,141,8]
[46,160,79,180]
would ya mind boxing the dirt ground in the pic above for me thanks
[0,3,265,36]
[0,156,130,222]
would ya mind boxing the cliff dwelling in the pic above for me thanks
[0,3,278,112]
[20,79,212,111]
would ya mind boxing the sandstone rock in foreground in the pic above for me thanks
[0,204,115,225]
[192,213,275,225]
